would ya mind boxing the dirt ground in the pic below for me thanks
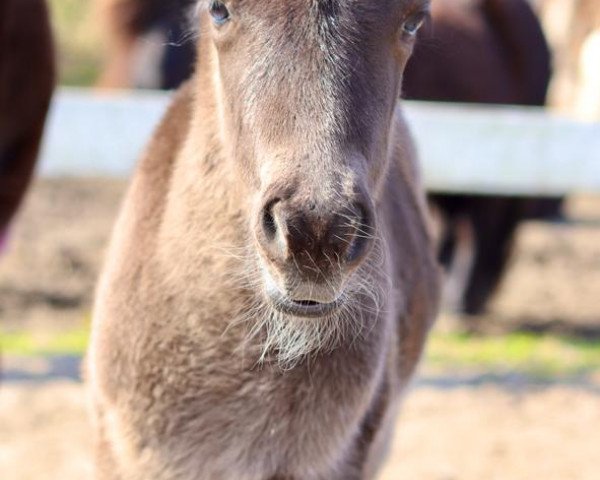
[2,375,600,480]
[1,179,599,479]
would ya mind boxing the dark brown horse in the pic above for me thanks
[403,0,560,315]
[0,0,55,250]
[89,1,440,478]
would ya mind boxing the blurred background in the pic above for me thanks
[1,0,599,479]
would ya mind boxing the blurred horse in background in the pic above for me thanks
[96,0,196,89]
[0,0,55,253]
[97,0,562,316]
[403,0,561,315]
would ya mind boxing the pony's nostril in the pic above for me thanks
[262,202,278,241]
[347,234,367,263]
[346,203,374,263]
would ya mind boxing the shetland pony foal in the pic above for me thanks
[89,1,440,479]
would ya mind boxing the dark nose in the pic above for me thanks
[257,195,374,275]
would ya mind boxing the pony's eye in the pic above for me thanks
[402,12,427,36]
[209,1,231,26]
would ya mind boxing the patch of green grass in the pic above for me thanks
[1,327,90,356]
[3,326,600,378]
[426,331,600,377]
[48,0,103,86]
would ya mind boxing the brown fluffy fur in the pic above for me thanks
[89,2,440,479]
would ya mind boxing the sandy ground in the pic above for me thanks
[2,375,600,480]
[0,179,123,331]
[1,179,600,479]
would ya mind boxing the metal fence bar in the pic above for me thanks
[39,88,169,178]
[39,88,600,195]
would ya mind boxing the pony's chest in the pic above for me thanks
[137,357,377,479]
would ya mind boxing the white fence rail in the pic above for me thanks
[39,88,600,196]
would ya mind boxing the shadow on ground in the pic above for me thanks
[2,355,82,382]
[3,355,600,395]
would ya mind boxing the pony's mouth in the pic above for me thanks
[267,289,342,318]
